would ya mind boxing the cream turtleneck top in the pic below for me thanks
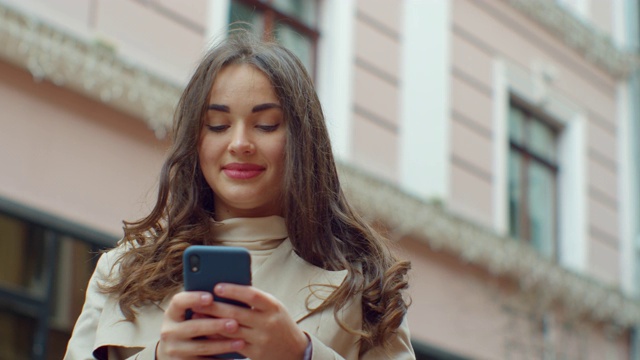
[211,216,288,272]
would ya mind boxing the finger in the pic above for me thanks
[175,317,240,339]
[193,301,255,327]
[165,291,213,321]
[214,284,278,312]
[189,320,258,344]
[160,337,245,358]
[190,312,214,320]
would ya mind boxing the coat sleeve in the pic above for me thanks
[64,252,112,360]
[360,317,415,360]
[64,249,160,360]
[309,316,415,360]
[308,333,345,360]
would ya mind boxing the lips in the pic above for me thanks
[222,163,265,180]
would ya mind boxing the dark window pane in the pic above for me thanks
[275,23,314,73]
[0,307,36,360]
[0,214,46,296]
[229,1,265,35]
[228,0,318,76]
[528,119,557,162]
[0,213,100,360]
[508,151,523,240]
[47,327,71,360]
[508,106,525,144]
[527,162,556,259]
[508,101,559,260]
[273,0,316,26]
[50,236,95,331]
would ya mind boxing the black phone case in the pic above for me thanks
[183,245,252,359]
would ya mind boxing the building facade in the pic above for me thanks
[0,0,639,359]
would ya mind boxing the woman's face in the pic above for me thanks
[198,63,286,220]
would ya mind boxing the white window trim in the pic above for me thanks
[206,0,231,45]
[556,0,590,19]
[399,0,452,201]
[316,0,356,162]
[611,0,627,48]
[615,0,638,298]
[493,59,588,272]
[618,81,637,296]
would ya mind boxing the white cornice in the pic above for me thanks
[506,0,639,78]
[0,2,179,138]
[1,1,639,329]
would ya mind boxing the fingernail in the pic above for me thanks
[225,320,236,331]
[215,284,224,294]
[201,293,212,303]
[231,340,244,350]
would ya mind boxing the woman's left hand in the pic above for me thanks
[191,283,309,360]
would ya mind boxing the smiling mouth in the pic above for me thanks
[222,164,265,180]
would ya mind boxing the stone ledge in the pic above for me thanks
[506,0,639,78]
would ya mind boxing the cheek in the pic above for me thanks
[197,146,208,170]
[270,140,286,169]
[199,139,222,164]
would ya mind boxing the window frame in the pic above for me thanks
[412,339,471,360]
[508,96,562,260]
[494,59,588,272]
[230,0,321,77]
[0,196,115,360]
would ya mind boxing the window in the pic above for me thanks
[508,100,560,260]
[412,340,470,360]
[0,202,113,360]
[229,0,320,75]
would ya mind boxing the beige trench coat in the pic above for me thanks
[64,239,415,359]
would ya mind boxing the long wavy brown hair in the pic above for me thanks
[102,31,410,351]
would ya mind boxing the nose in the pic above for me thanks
[228,126,255,155]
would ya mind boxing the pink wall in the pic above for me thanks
[0,61,168,236]
[93,0,206,83]
[402,235,630,359]
[350,1,402,183]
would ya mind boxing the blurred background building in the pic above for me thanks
[0,0,639,359]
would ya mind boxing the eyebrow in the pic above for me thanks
[207,103,281,113]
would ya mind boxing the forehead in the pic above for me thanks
[208,63,278,103]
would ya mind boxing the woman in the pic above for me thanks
[65,32,414,360]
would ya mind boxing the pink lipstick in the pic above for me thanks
[222,163,265,179]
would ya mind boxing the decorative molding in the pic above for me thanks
[506,0,640,78]
[0,2,179,138]
[338,163,640,329]
[1,0,639,329]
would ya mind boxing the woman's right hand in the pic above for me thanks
[156,291,246,360]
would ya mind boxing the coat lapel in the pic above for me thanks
[252,239,348,322]
[94,295,165,352]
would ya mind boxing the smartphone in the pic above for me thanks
[183,245,252,359]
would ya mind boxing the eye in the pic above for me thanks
[256,124,280,132]
[206,124,229,133]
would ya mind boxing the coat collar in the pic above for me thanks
[253,239,348,322]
